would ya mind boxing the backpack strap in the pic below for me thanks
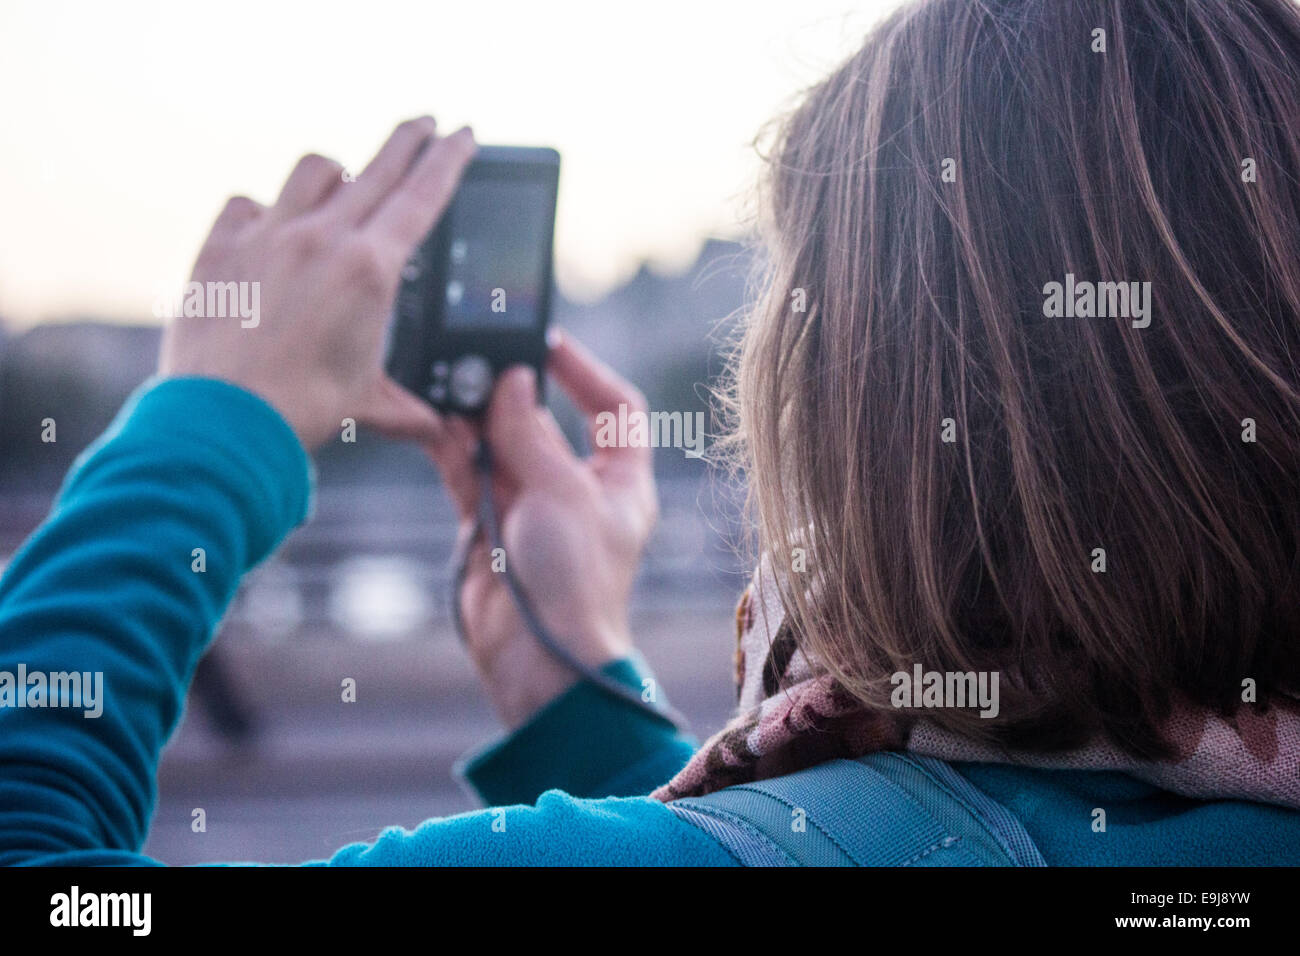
[667,752,1046,867]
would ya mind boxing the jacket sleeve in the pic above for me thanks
[457,656,699,805]
[0,377,733,867]
[0,377,313,866]
[312,789,736,866]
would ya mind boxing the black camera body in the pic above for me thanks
[386,145,560,415]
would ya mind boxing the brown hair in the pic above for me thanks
[724,0,1300,756]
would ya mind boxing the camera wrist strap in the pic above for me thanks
[449,438,688,731]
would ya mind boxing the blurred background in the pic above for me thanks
[0,0,891,863]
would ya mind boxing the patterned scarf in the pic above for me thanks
[651,560,1300,807]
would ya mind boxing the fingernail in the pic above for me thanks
[545,326,562,350]
[512,365,536,391]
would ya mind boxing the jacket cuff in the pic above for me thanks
[456,656,697,806]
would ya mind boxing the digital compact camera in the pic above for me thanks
[385,145,560,414]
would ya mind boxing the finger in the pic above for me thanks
[366,126,476,252]
[485,366,581,489]
[271,153,344,220]
[357,375,445,444]
[331,116,438,225]
[546,328,652,469]
[534,405,574,458]
[424,415,481,519]
[210,195,264,241]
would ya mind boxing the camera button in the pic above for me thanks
[449,354,493,409]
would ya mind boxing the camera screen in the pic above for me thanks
[442,178,552,330]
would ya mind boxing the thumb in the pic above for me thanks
[359,375,447,444]
[486,366,579,487]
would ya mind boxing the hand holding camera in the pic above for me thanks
[159,117,477,449]
[423,331,658,728]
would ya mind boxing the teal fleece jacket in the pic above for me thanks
[0,377,1295,866]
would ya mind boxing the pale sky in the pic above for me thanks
[0,0,898,328]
